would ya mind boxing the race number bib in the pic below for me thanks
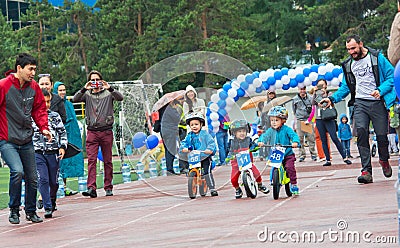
[236,150,252,171]
[188,151,201,168]
[268,147,285,168]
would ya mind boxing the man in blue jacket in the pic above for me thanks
[321,35,395,184]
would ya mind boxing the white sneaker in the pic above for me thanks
[317,158,326,162]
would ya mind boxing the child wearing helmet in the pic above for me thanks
[258,106,301,195]
[180,112,218,196]
[227,119,270,199]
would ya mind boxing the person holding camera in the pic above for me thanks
[292,86,317,162]
[73,70,123,197]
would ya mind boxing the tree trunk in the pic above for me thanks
[37,12,42,71]
[74,14,89,76]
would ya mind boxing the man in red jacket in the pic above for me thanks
[0,53,52,224]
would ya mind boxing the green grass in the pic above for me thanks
[0,160,142,210]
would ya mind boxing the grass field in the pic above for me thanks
[0,160,141,210]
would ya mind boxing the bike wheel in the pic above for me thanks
[272,168,280,200]
[371,144,376,157]
[285,183,292,197]
[242,171,257,199]
[188,171,198,199]
[199,177,208,197]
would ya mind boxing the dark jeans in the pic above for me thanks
[341,139,351,157]
[316,119,346,161]
[200,156,215,189]
[0,140,38,213]
[216,130,228,164]
[354,99,389,174]
[36,153,59,210]
[86,130,114,191]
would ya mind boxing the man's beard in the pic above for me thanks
[352,49,363,60]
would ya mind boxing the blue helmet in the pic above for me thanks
[229,119,250,135]
[185,111,205,126]
[268,106,288,119]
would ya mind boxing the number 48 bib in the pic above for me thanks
[268,147,285,168]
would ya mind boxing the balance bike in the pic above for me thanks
[267,145,293,200]
[187,150,208,199]
[236,149,257,198]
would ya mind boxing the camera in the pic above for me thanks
[91,80,103,88]
[317,84,323,90]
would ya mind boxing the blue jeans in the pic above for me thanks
[36,153,59,210]
[316,119,346,161]
[216,130,228,164]
[0,140,38,213]
[341,139,351,157]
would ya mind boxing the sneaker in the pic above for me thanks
[51,199,57,212]
[299,157,305,162]
[82,188,97,198]
[235,188,243,199]
[9,208,20,224]
[290,185,299,195]
[343,159,352,165]
[64,188,78,196]
[317,157,326,162]
[323,161,332,166]
[44,208,53,218]
[258,184,270,194]
[379,160,392,178]
[105,189,113,196]
[26,212,43,223]
[36,199,43,209]
[311,155,317,161]
[357,171,373,184]
[210,189,218,196]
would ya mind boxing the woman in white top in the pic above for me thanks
[183,85,206,116]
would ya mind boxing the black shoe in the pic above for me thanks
[9,208,20,224]
[210,189,218,196]
[26,212,43,223]
[343,159,352,165]
[105,189,113,196]
[299,157,305,162]
[82,188,97,198]
[51,199,57,212]
[64,188,78,196]
[36,199,43,209]
[258,184,270,194]
[323,161,332,166]
[44,209,53,218]
[235,188,243,199]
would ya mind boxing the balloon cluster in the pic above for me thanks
[132,132,159,150]
[206,63,343,133]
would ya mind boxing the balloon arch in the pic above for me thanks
[206,63,343,133]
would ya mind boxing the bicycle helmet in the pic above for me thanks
[268,106,288,119]
[185,112,206,126]
[229,119,250,135]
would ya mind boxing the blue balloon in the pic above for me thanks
[251,123,257,136]
[325,72,333,81]
[222,83,232,92]
[295,74,305,83]
[237,88,245,97]
[206,108,211,116]
[253,71,260,78]
[332,68,342,78]
[289,79,298,88]
[146,135,159,149]
[312,80,318,86]
[303,68,311,77]
[217,100,226,109]
[262,81,269,90]
[394,61,400,99]
[267,76,276,85]
[281,68,289,75]
[245,74,255,84]
[207,101,213,107]
[255,87,263,93]
[240,81,249,90]
[311,64,319,73]
[219,90,228,100]
[234,95,240,101]
[133,132,147,148]
[217,108,227,117]
[97,148,103,162]
[282,84,290,90]
[274,71,282,80]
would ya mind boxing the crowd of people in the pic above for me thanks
[0,30,398,225]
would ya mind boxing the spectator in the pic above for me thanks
[38,74,67,123]
[388,0,400,66]
[321,35,395,183]
[0,53,52,224]
[73,70,123,197]
[338,113,353,159]
[54,81,84,196]
[292,86,317,162]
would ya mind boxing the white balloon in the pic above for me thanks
[288,69,296,79]
[210,112,219,121]
[281,75,290,85]
[318,65,327,75]
[247,84,256,94]
[211,121,220,128]
[213,126,219,133]
[331,77,340,86]
[268,85,276,92]
[237,74,245,83]
[325,63,335,72]
[210,94,219,103]
[217,89,223,94]
[309,72,318,82]
[231,80,240,89]
[259,71,268,81]
[225,105,232,112]
[297,82,305,89]
[226,97,235,106]
[338,73,343,82]
[303,77,312,86]
[253,78,262,87]
[275,80,283,89]
[228,88,237,98]
[295,67,303,75]
[210,103,219,112]
[266,69,275,78]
